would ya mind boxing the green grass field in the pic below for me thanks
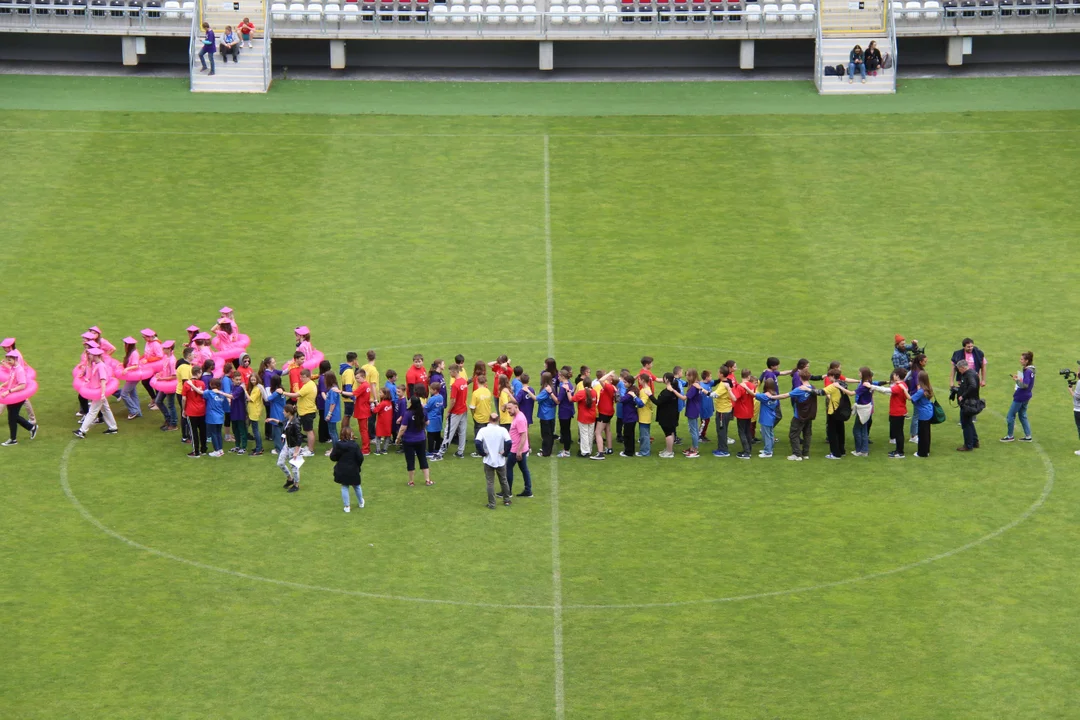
[2,76,1080,719]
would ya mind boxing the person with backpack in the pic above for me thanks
[823,368,856,459]
[910,371,936,458]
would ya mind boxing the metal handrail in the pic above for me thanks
[261,0,271,89]
[187,2,197,89]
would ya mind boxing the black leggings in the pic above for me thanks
[141,379,155,403]
[917,418,931,457]
[1074,410,1080,439]
[890,415,905,455]
[540,418,556,456]
[7,401,33,441]
[616,417,624,441]
[404,440,429,471]
[622,420,636,456]
[559,417,572,452]
[827,414,846,457]
[736,417,752,454]
[427,431,442,454]
[189,415,207,454]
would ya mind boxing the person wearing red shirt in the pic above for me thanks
[405,353,428,393]
[284,351,304,393]
[729,369,757,459]
[183,376,207,456]
[593,370,618,458]
[488,355,513,392]
[348,369,373,454]
[639,355,657,392]
[571,384,598,458]
[888,368,911,458]
[371,388,394,455]
[440,363,469,458]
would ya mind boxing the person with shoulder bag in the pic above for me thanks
[954,359,984,451]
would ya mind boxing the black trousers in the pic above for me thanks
[789,416,812,457]
[615,417,624,441]
[189,415,207,454]
[736,417,752,454]
[889,415,906,455]
[141,379,155,403]
[318,413,330,444]
[917,419,931,457]
[540,418,556,456]
[622,420,636,456]
[220,43,239,61]
[1074,410,1080,439]
[427,431,442,454]
[7,401,33,441]
[559,417,572,452]
[827,414,846,457]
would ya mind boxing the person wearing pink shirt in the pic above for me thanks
[505,400,533,498]
[155,340,179,431]
[140,328,163,411]
[1,351,37,446]
[0,337,37,425]
[295,326,313,360]
[213,306,238,336]
[118,336,143,420]
[184,325,200,352]
[214,318,238,347]
[73,348,118,438]
[88,326,116,356]
[192,333,214,368]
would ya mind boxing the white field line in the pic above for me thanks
[545,133,566,720]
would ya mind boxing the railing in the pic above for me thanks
[890,0,1080,30]
[187,2,197,89]
[886,0,896,89]
[0,0,193,31]
[261,0,271,89]
[813,3,822,90]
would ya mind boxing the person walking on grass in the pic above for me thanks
[1068,361,1080,457]
[907,353,927,443]
[1,352,37,446]
[469,374,494,452]
[571,379,599,458]
[887,369,911,459]
[1002,351,1035,443]
[475,412,512,509]
[710,366,734,458]
[594,370,617,457]
[910,371,935,458]
[323,371,341,456]
[266,375,287,455]
[635,372,655,457]
[556,368,575,458]
[278,403,303,493]
[440,363,469,459]
[118,336,142,420]
[243,372,265,456]
[330,427,364,513]
[506,400,533,498]
[682,368,704,458]
[198,22,216,75]
[283,369,317,457]
[787,369,821,461]
[853,367,892,457]
[425,380,445,460]
[73,348,118,440]
[397,394,433,487]
[729,369,757,460]
[536,371,558,458]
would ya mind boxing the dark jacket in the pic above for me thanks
[329,439,364,485]
[283,417,303,448]
[652,388,679,429]
[865,47,883,69]
[951,346,986,377]
[957,368,980,402]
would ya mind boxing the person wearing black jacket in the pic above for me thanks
[954,360,982,451]
[277,402,303,493]
[652,373,681,459]
[865,40,884,75]
[330,426,364,512]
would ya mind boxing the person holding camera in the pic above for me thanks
[953,359,983,451]
[891,335,919,371]
[1001,351,1035,443]
[1068,361,1080,456]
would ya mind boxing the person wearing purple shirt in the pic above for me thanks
[396,395,432,487]
[556,371,575,458]
[230,379,248,454]
[1003,351,1035,442]
[515,377,536,425]
[619,382,642,457]
[683,368,702,458]
[198,23,216,75]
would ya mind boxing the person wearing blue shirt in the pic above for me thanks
[699,373,715,441]
[910,372,936,458]
[202,378,229,456]
[425,389,446,457]
[323,375,342,454]
[753,378,791,458]
[537,376,558,457]
[266,376,287,453]
[614,375,627,443]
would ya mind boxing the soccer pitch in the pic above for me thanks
[2,75,1080,719]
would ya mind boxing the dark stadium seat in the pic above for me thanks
[145,0,159,15]
[14,0,31,14]
[109,0,125,16]
[53,0,70,14]
[978,0,993,17]
[941,0,958,15]
[127,0,142,15]
[1015,0,1030,14]
[1034,0,1049,14]
[960,0,975,16]
[32,0,50,14]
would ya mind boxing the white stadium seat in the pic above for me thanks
[584,2,600,21]
[163,0,179,17]
[503,2,518,22]
[484,2,500,20]
[324,1,340,17]
[342,2,359,18]
[450,3,466,19]
[466,2,482,20]
[520,2,536,20]
[745,1,761,21]
[288,1,304,20]
[763,1,779,20]
[431,2,448,19]
[549,2,565,22]
[601,2,617,20]
[567,2,583,21]
[923,0,939,17]
[181,0,194,16]
[797,1,812,19]
[307,1,322,18]
[904,0,921,17]
[780,1,795,20]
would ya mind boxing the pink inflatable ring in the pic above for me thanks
[150,375,178,394]
[0,378,38,405]
[75,376,121,401]
[302,350,325,371]
[0,365,36,383]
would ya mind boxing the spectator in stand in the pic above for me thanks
[237,17,255,48]
[950,338,987,388]
[219,26,240,63]
[865,40,884,76]
[198,23,216,75]
[848,44,866,84]
[1002,351,1035,443]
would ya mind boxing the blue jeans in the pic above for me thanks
[1006,400,1031,438]
[248,420,263,453]
[853,417,870,454]
[638,422,651,456]
[507,453,532,495]
[327,420,339,447]
[120,381,141,416]
[340,484,363,508]
[761,423,775,454]
[270,420,284,453]
[848,61,866,80]
[688,417,700,450]
[156,391,176,426]
[207,423,223,452]
[198,44,215,72]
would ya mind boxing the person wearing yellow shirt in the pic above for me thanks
[361,349,380,442]
[823,368,856,459]
[175,347,195,443]
[341,352,358,431]
[243,374,266,456]
[635,374,655,456]
[497,376,514,428]
[469,374,494,444]
[709,366,735,457]
[285,369,319,457]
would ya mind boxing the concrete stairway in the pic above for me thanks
[817,36,895,94]
[191,36,269,92]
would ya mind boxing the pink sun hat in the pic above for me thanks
[0,338,14,348]
[85,341,100,349]
[162,340,176,349]
[89,326,101,333]
[195,332,212,341]
[5,351,19,360]
[141,328,156,337]
[186,325,200,333]
[122,336,137,344]
[295,326,310,335]
[220,306,233,314]
[87,348,104,357]
[81,331,96,341]
[217,317,232,325]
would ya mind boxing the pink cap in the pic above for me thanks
[0,338,14,348]
[5,351,18,359]
[220,306,233,314]
[195,332,212,341]
[85,340,100,349]
[141,328,155,337]
[122,336,137,345]
[186,325,200,333]
[162,340,176,349]
[89,326,101,333]
[81,331,96,340]
[217,317,231,325]
[87,348,104,357]
[295,326,310,335]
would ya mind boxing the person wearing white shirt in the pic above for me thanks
[474,412,512,509]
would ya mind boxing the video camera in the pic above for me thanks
[907,341,927,361]
[1060,367,1078,389]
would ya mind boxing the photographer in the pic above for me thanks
[891,335,919,371]
[1068,361,1080,456]
[953,359,983,452]
[950,338,987,387]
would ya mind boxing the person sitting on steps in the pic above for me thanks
[219,26,240,64]
[865,41,884,76]
[848,44,867,84]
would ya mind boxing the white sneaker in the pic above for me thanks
[344,506,351,513]
[786,454,802,461]
[1074,450,1080,456]
[758,452,773,458]
[825,454,841,460]
[301,449,314,457]
[727,438,735,444]
[889,438,896,444]
[359,498,365,508]
[658,451,675,458]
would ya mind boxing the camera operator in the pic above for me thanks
[891,335,919,371]
[953,359,983,452]
[950,338,986,388]
[1065,361,1080,456]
